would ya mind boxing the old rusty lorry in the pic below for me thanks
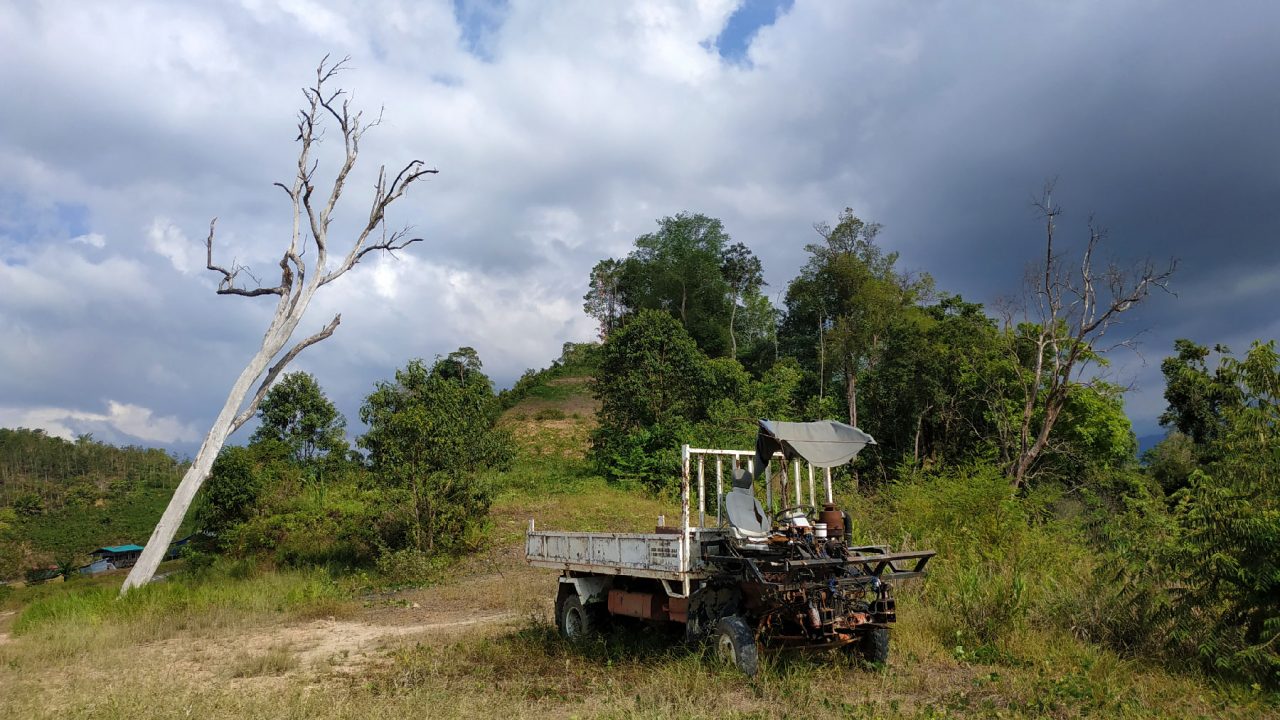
[525,419,935,676]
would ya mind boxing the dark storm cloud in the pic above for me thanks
[815,3,1280,433]
[1,1,1276,449]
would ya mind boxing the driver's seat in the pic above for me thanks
[724,468,770,541]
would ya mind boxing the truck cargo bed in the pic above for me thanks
[525,528,725,581]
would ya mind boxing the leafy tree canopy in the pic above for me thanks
[250,372,347,465]
[618,212,735,357]
[358,350,512,552]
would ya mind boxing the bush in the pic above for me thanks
[875,464,1094,655]
[374,548,450,587]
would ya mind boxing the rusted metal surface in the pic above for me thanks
[608,589,663,619]
[818,505,845,537]
[529,428,936,660]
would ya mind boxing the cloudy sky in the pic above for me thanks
[1,0,1276,453]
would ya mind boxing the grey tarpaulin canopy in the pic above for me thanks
[734,419,876,489]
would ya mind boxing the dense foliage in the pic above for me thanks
[360,349,513,553]
[250,371,348,466]
[1140,341,1280,684]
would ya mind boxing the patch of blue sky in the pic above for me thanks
[0,190,91,249]
[452,0,508,61]
[712,0,794,65]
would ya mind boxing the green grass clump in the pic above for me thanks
[9,558,348,660]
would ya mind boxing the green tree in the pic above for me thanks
[1167,340,1280,685]
[618,212,734,356]
[1143,431,1197,494]
[780,209,929,427]
[590,310,713,488]
[1159,339,1238,449]
[720,242,764,359]
[250,372,348,465]
[359,350,512,552]
[196,446,263,538]
[861,295,1011,469]
[583,258,626,340]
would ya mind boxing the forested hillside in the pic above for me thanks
[0,429,188,577]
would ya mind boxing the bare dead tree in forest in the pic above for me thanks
[1002,183,1175,489]
[122,57,436,593]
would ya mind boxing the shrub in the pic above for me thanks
[877,464,1093,654]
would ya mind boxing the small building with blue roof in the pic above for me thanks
[91,544,145,568]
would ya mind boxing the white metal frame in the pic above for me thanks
[679,444,835,589]
[526,443,837,600]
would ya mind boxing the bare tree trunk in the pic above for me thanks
[817,315,825,402]
[121,57,435,594]
[1002,182,1175,489]
[124,316,302,591]
[412,476,424,552]
[846,365,858,428]
[729,300,738,358]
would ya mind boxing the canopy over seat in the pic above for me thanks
[723,420,876,540]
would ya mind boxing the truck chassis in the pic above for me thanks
[526,422,935,675]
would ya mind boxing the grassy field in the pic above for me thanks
[1,381,1275,719]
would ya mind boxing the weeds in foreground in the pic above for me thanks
[229,643,299,678]
[7,558,348,662]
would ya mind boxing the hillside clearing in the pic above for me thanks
[0,381,1274,719]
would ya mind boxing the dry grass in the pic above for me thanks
[229,643,299,677]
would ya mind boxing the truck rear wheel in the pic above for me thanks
[714,616,759,677]
[556,592,604,640]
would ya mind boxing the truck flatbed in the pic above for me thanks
[525,526,727,581]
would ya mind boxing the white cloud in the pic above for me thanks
[147,217,202,274]
[72,232,106,248]
[0,0,1274,451]
[0,401,199,444]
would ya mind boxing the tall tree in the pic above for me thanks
[250,372,347,465]
[618,212,733,356]
[1158,339,1238,449]
[195,446,262,538]
[583,258,626,340]
[123,57,436,593]
[590,310,713,489]
[780,209,928,427]
[720,242,764,358]
[1165,340,1280,684]
[359,351,512,552]
[1001,185,1175,489]
[861,295,1011,469]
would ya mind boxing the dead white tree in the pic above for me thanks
[122,56,436,593]
[1002,183,1176,489]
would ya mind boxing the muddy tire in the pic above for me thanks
[856,627,890,665]
[555,591,604,640]
[714,616,759,677]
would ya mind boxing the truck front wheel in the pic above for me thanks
[714,616,759,677]
[853,627,890,666]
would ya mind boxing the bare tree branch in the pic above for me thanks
[205,218,285,297]
[230,314,342,432]
[1006,185,1178,488]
